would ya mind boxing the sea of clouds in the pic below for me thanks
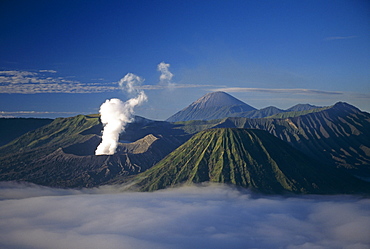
[0,182,369,249]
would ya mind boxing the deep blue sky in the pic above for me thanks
[1,0,369,119]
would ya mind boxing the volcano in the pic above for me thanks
[166,91,257,122]
[0,98,369,191]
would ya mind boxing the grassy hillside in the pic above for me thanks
[173,102,370,175]
[132,128,369,194]
[0,115,100,156]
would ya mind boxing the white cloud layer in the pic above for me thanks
[0,182,369,249]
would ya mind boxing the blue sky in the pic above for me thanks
[0,0,369,119]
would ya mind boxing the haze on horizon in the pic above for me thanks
[0,0,369,120]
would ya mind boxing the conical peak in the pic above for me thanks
[166,91,257,122]
[190,91,249,109]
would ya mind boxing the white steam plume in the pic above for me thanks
[157,62,174,87]
[118,73,144,94]
[95,73,147,155]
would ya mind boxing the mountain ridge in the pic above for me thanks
[167,92,324,122]
[0,98,369,190]
[172,101,370,175]
[287,103,321,112]
[130,128,369,194]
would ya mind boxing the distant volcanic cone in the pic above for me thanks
[166,91,256,122]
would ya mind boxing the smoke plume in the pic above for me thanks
[118,73,144,94]
[95,73,147,155]
[157,62,174,87]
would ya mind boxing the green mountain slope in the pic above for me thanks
[173,102,370,176]
[0,115,99,153]
[131,128,369,194]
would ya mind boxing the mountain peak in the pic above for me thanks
[332,101,358,110]
[287,103,320,112]
[166,92,256,122]
[190,91,249,109]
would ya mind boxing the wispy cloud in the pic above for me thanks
[324,36,357,41]
[0,70,117,94]
[141,83,214,90]
[212,87,343,95]
[38,69,57,73]
[0,111,80,118]
[0,70,37,77]
[0,69,210,94]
